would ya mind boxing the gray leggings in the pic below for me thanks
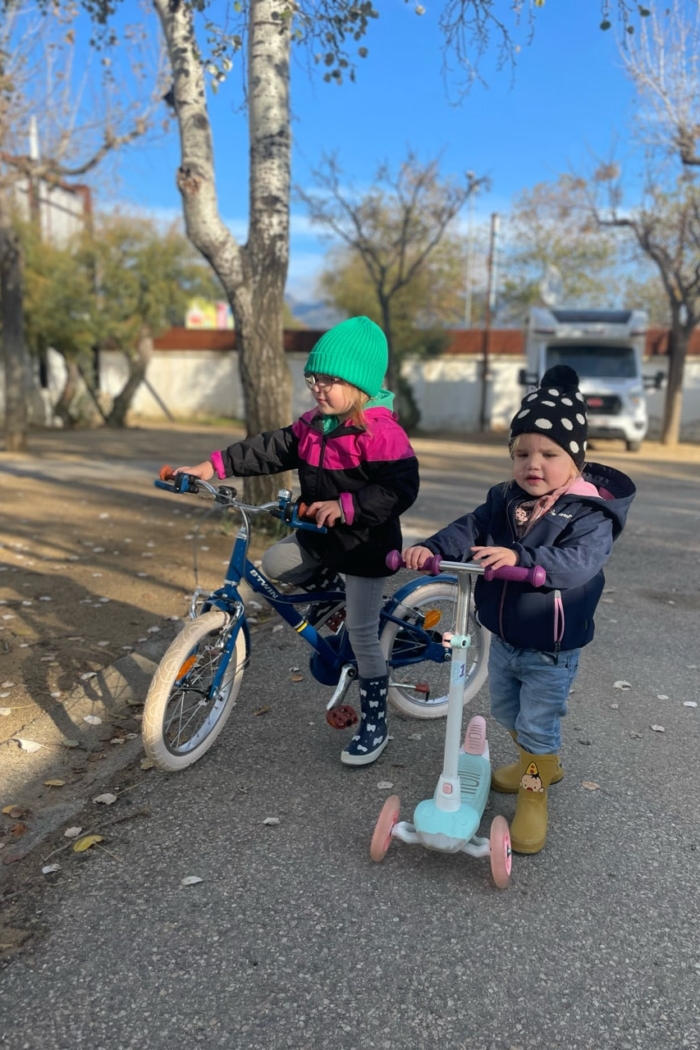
[262,534,387,679]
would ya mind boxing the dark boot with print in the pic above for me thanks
[299,566,345,627]
[341,675,389,766]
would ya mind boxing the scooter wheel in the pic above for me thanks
[489,815,512,889]
[326,704,359,730]
[370,795,401,862]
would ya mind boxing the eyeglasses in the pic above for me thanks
[304,373,344,391]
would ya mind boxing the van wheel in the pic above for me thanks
[626,440,642,452]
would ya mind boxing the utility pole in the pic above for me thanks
[479,212,499,432]
[464,174,476,329]
[28,116,41,229]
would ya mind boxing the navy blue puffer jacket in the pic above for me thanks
[423,462,636,652]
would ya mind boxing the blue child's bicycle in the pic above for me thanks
[143,469,490,772]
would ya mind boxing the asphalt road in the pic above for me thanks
[1,436,700,1050]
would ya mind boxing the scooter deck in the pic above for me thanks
[412,751,491,851]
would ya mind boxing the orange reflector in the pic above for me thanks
[176,655,197,680]
[423,609,442,630]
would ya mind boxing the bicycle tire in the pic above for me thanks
[380,579,490,720]
[142,610,246,771]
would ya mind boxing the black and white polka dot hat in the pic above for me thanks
[510,365,588,469]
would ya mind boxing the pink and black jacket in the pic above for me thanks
[211,402,419,578]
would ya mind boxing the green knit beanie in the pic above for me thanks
[304,316,388,397]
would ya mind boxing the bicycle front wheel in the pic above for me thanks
[142,610,246,771]
[380,580,490,720]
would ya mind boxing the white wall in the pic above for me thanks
[99,351,315,423]
[645,359,700,437]
[93,350,700,435]
[403,355,525,432]
[8,346,700,438]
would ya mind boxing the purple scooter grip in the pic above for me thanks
[385,551,443,575]
[385,550,403,572]
[484,564,546,587]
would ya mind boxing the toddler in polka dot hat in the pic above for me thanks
[509,365,588,468]
[401,361,636,858]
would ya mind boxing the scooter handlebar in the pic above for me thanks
[386,551,546,587]
[483,563,547,587]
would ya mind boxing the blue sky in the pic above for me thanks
[108,1,639,300]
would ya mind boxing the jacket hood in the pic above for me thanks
[365,388,395,412]
[569,461,636,539]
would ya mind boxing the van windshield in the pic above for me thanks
[546,345,638,379]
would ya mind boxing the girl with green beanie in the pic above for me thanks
[173,316,420,767]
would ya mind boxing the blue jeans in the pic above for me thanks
[488,636,581,755]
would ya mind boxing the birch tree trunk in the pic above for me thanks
[0,197,28,452]
[153,0,293,504]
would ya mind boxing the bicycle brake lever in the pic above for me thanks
[215,486,237,503]
[174,473,199,494]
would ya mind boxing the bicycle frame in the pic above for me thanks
[154,474,456,713]
[200,508,455,703]
[145,471,491,779]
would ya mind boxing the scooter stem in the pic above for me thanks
[437,573,473,811]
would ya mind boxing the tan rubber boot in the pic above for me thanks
[510,751,562,854]
[492,734,564,794]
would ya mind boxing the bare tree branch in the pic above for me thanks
[620,1,700,166]
[297,149,485,410]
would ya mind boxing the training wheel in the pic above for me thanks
[370,795,401,862]
[326,704,359,730]
[489,815,512,889]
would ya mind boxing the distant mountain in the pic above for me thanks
[285,297,345,330]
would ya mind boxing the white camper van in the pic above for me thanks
[521,307,657,453]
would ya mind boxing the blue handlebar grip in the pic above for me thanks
[289,506,327,534]
[154,473,199,494]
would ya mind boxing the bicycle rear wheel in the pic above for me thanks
[380,579,490,719]
[142,610,246,771]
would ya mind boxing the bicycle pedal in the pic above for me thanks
[324,607,347,632]
[326,704,358,730]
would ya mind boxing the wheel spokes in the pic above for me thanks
[163,643,239,752]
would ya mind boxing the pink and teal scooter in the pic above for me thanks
[370,553,546,889]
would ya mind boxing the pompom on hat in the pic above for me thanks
[304,316,388,397]
[510,365,588,469]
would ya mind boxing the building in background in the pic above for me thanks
[9,167,91,247]
[185,298,233,330]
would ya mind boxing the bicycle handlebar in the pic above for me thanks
[154,466,327,533]
[386,550,546,587]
